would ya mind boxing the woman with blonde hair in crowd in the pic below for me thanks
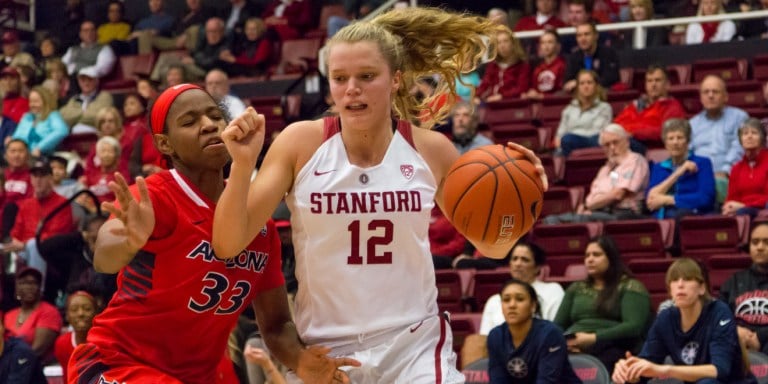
[685,0,736,44]
[42,59,70,103]
[474,25,530,103]
[11,86,68,158]
[554,69,612,156]
[624,0,668,47]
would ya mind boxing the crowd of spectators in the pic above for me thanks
[0,0,768,382]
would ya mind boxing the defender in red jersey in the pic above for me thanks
[66,84,343,384]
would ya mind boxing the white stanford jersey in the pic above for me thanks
[288,116,439,345]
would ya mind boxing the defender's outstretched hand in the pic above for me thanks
[296,345,361,384]
[101,174,154,253]
[506,141,549,191]
[222,107,266,168]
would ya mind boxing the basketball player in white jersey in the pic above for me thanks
[213,7,548,384]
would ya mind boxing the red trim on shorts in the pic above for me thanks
[434,315,446,383]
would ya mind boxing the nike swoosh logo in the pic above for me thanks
[314,169,336,176]
[409,320,424,333]
[17,358,27,365]
[720,319,731,326]
[192,220,205,225]
[548,346,561,352]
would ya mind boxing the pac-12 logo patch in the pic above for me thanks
[400,164,414,180]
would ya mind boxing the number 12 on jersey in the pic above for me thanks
[347,219,394,265]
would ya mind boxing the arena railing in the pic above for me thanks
[510,9,768,49]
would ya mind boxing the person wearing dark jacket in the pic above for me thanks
[563,22,620,93]
[0,321,46,384]
[720,222,768,355]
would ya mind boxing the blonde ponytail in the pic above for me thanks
[327,7,498,129]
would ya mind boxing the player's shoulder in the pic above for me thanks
[268,118,326,160]
[410,124,455,150]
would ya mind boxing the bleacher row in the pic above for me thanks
[438,213,758,370]
[438,214,753,312]
[476,56,768,156]
[460,351,768,384]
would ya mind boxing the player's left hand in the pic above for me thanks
[102,174,155,253]
[295,345,361,384]
[506,141,548,191]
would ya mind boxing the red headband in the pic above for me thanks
[66,290,97,307]
[150,83,204,135]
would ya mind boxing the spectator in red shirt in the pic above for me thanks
[3,267,63,360]
[219,17,274,77]
[54,288,97,381]
[0,67,28,123]
[5,159,75,252]
[613,65,686,152]
[82,136,129,205]
[515,0,567,31]
[475,26,530,103]
[722,118,768,218]
[262,0,315,41]
[1,139,32,241]
[122,93,165,177]
[523,30,567,100]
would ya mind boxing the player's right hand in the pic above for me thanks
[296,345,361,384]
[221,107,265,169]
[102,174,155,253]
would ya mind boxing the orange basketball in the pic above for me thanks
[443,144,544,247]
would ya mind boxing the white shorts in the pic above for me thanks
[286,314,464,384]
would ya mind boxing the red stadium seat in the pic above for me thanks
[603,219,671,260]
[546,263,587,284]
[482,99,533,125]
[753,54,768,82]
[607,89,640,116]
[667,84,701,116]
[678,215,745,260]
[544,255,586,278]
[538,154,564,184]
[435,270,466,313]
[536,94,571,126]
[466,269,511,311]
[727,80,764,109]
[692,58,748,83]
[705,253,751,294]
[490,124,541,151]
[541,186,577,217]
[531,222,601,258]
[628,258,674,310]
[563,150,606,193]
[304,4,347,38]
[269,38,323,80]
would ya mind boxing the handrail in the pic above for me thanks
[34,189,101,249]
[513,9,768,49]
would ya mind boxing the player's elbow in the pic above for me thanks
[211,237,239,260]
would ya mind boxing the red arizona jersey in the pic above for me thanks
[87,169,283,384]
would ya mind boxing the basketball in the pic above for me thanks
[443,144,544,246]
